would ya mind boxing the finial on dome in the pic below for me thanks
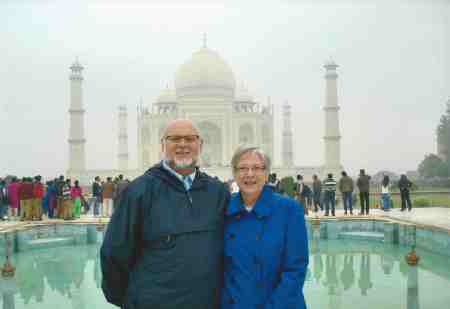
[72,56,82,67]
[70,57,83,73]
[203,33,207,48]
[324,57,338,69]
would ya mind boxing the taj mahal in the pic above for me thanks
[66,41,343,184]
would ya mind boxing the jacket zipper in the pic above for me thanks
[186,191,193,206]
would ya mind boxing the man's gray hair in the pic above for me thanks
[231,145,271,177]
[161,118,202,141]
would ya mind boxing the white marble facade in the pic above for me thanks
[137,45,274,180]
[68,44,343,183]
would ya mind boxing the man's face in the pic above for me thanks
[161,121,202,171]
[235,151,268,198]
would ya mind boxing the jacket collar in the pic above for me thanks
[227,185,273,218]
[145,162,207,191]
[161,160,196,184]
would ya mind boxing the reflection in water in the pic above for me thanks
[6,243,99,308]
[358,253,372,296]
[313,252,323,284]
[340,255,354,291]
[380,250,394,275]
[311,226,323,284]
[0,233,448,309]
[305,236,443,309]
[0,277,17,309]
[407,266,419,309]
[94,249,101,289]
[324,255,338,295]
[70,284,86,309]
[324,254,342,309]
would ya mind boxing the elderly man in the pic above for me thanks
[100,118,229,309]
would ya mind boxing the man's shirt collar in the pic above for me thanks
[162,160,196,184]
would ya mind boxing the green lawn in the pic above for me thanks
[366,192,450,208]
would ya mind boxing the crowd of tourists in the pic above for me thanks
[0,168,414,222]
[227,169,414,217]
[0,174,130,221]
[310,170,412,216]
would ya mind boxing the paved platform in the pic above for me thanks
[0,208,449,233]
[306,207,450,232]
[378,207,450,231]
[0,215,110,232]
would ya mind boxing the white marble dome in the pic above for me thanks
[235,83,254,102]
[175,47,236,99]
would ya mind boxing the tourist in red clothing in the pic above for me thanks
[7,178,20,218]
[71,180,83,219]
[18,177,34,221]
[32,175,44,220]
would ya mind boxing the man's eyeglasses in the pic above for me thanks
[164,135,200,144]
[236,165,266,175]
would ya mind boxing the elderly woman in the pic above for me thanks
[222,146,309,309]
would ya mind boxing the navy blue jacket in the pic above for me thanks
[92,181,102,197]
[100,163,229,309]
[222,185,309,309]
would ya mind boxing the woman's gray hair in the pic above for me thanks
[231,145,271,177]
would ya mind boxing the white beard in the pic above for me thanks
[173,158,196,169]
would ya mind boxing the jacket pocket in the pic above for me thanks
[145,234,177,250]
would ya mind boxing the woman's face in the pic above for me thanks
[235,152,268,199]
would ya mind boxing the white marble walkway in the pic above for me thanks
[306,207,450,232]
[378,207,450,231]
[0,208,449,232]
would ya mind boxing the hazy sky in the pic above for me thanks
[0,0,449,178]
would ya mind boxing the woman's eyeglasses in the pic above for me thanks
[236,166,266,175]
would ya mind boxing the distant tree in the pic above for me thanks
[279,176,296,197]
[372,170,399,183]
[436,100,450,164]
[418,154,449,178]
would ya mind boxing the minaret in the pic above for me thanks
[118,105,129,171]
[203,32,207,48]
[323,59,342,173]
[68,59,86,173]
[282,100,294,167]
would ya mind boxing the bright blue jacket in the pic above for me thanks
[221,185,309,309]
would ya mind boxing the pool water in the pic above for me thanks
[305,239,450,309]
[0,237,449,309]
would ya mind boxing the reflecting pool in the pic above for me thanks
[1,237,449,308]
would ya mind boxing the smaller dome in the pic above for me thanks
[70,58,83,71]
[235,83,254,102]
[156,87,176,103]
